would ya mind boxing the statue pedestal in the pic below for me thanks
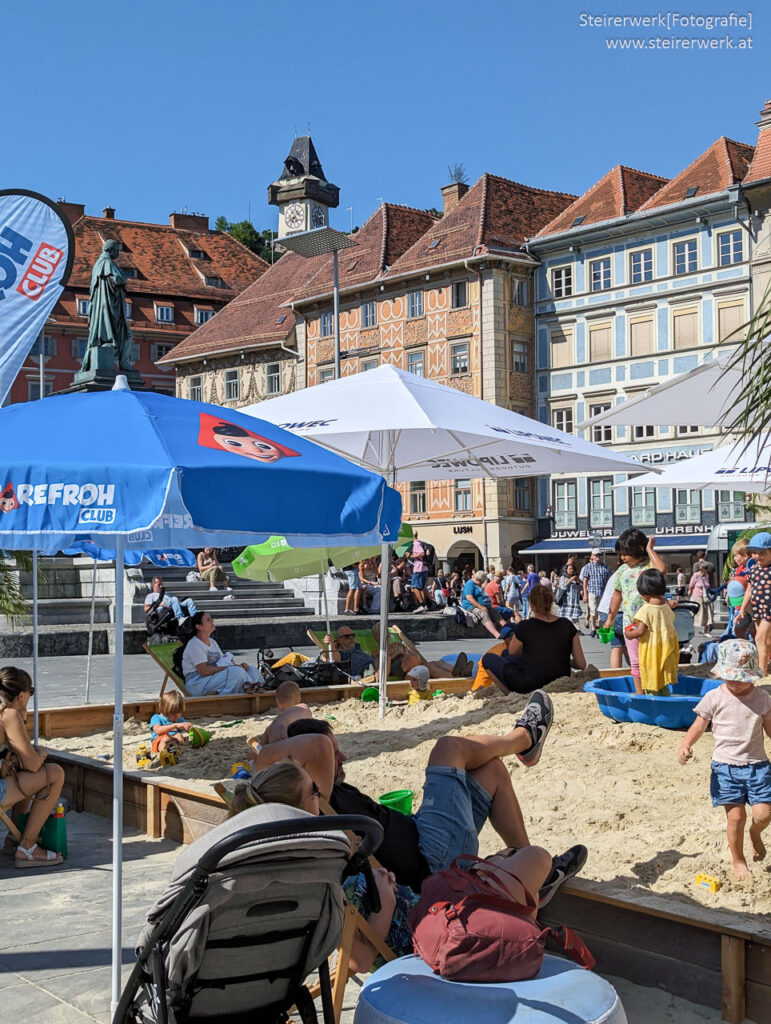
[64,345,146,394]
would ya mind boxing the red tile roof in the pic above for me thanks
[384,174,577,277]
[162,204,435,361]
[744,100,771,184]
[536,165,668,236]
[638,137,754,212]
[66,214,268,302]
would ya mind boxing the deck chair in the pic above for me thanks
[115,803,383,1024]
[143,641,187,697]
[306,627,403,682]
[0,805,22,843]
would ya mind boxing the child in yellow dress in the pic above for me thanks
[623,569,679,695]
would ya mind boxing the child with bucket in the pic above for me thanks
[623,570,678,695]
[678,639,771,880]
[150,691,194,754]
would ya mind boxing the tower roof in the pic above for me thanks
[280,135,328,182]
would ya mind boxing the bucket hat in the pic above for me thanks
[712,639,763,682]
[407,664,430,690]
[746,530,771,551]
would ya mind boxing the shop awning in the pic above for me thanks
[519,534,711,556]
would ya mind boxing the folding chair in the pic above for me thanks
[142,641,188,697]
[0,805,22,843]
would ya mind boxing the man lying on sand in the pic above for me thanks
[247,689,587,904]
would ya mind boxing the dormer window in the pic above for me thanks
[155,304,174,324]
[194,306,214,326]
[684,186,698,198]
[204,275,225,288]
[122,267,139,279]
[77,298,90,317]
[188,248,206,260]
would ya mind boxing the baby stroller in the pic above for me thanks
[115,804,382,1024]
[670,598,699,663]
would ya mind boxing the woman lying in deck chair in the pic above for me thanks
[370,625,473,681]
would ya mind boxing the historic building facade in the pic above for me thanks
[526,137,759,567]
[6,204,266,404]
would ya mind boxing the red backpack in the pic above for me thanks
[408,855,594,983]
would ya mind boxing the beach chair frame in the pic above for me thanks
[0,805,22,842]
[142,641,188,698]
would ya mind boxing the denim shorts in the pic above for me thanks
[410,571,427,589]
[611,610,626,649]
[414,766,493,874]
[344,569,362,591]
[0,776,6,805]
[710,760,771,807]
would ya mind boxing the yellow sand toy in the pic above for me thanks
[159,748,178,767]
[695,873,721,893]
[136,744,151,769]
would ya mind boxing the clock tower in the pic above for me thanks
[268,136,340,238]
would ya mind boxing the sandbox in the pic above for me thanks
[31,670,771,1024]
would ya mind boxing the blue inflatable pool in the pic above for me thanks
[583,674,722,729]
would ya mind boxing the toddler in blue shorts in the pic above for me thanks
[678,639,771,880]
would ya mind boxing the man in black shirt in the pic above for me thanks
[247,692,554,893]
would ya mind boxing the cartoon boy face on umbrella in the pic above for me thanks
[0,483,18,513]
[197,413,300,464]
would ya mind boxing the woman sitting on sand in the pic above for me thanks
[227,761,554,973]
[0,666,66,867]
[481,584,586,695]
[180,612,263,696]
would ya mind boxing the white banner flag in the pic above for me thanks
[0,190,73,404]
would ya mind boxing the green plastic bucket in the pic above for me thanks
[379,789,413,815]
[361,686,380,702]
[597,626,615,644]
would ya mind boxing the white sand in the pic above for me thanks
[47,665,771,921]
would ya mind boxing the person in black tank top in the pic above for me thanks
[245,701,565,892]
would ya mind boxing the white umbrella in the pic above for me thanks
[615,433,771,492]
[244,365,645,716]
[577,352,743,432]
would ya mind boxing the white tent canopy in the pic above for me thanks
[577,352,744,432]
[247,365,646,481]
[614,433,771,492]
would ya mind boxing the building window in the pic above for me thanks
[77,298,90,317]
[451,281,467,308]
[553,480,577,530]
[514,478,531,512]
[131,343,140,363]
[319,366,336,383]
[155,304,174,324]
[630,317,654,356]
[589,257,611,292]
[511,341,528,373]
[552,407,573,434]
[718,230,743,266]
[204,276,225,288]
[718,490,745,522]
[549,326,573,368]
[30,335,56,358]
[361,301,377,328]
[266,362,281,396]
[589,478,613,528]
[672,308,698,350]
[588,323,612,361]
[676,424,700,435]
[122,267,138,279]
[189,376,203,402]
[360,357,378,372]
[589,403,612,443]
[675,489,701,524]
[454,478,472,512]
[630,248,653,284]
[224,369,240,402]
[551,266,573,298]
[633,424,655,439]
[152,343,174,363]
[28,380,53,401]
[631,486,656,527]
[717,302,744,343]
[450,341,469,375]
[71,338,87,361]
[124,300,132,320]
[407,349,424,376]
[408,290,424,318]
[673,239,698,275]
[512,279,528,306]
[409,481,427,514]
[320,312,334,337]
[195,307,215,326]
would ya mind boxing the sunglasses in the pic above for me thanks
[26,687,35,697]
[338,633,355,640]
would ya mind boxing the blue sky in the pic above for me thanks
[4,0,768,232]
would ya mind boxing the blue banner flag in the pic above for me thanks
[0,190,74,404]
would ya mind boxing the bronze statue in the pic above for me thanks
[80,239,134,373]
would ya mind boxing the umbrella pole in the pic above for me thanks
[84,557,97,704]
[320,572,331,636]
[32,549,39,745]
[111,536,125,1016]
[377,541,390,719]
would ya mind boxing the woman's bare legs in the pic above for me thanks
[5,764,65,860]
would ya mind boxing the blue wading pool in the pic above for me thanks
[583,674,722,729]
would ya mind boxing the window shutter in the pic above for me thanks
[550,327,572,368]
[717,303,744,342]
[673,310,698,350]
[589,325,612,361]
[630,319,654,356]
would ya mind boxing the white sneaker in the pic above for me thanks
[414,605,426,614]
[209,586,217,592]
[225,586,233,592]
[223,594,235,601]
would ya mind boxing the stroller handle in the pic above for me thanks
[197,813,384,874]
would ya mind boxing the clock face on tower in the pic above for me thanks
[284,203,305,230]
[310,203,326,229]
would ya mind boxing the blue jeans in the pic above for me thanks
[185,664,262,696]
[521,594,530,619]
[414,766,493,874]
[165,596,196,622]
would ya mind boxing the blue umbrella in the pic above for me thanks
[63,540,197,567]
[0,378,400,1011]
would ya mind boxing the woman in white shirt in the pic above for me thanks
[181,612,263,695]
